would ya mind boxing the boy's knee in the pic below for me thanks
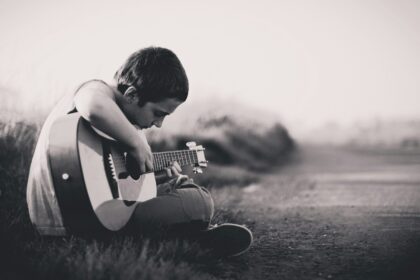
[177,184,214,224]
[198,186,214,220]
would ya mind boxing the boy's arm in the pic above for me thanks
[74,81,153,173]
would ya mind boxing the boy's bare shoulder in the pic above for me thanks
[76,79,117,100]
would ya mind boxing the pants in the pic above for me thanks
[129,183,214,236]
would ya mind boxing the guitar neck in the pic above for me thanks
[152,150,198,172]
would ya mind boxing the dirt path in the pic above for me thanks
[228,145,420,280]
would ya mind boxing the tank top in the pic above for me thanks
[26,80,106,235]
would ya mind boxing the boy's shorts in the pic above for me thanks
[129,181,214,235]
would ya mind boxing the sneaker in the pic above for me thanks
[194,223,253,257]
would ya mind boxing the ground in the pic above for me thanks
[2,134,420,280]
[217,145,420,280]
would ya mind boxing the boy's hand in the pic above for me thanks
[156,162,193,195]
[155,161,184,185]
[164,161,182,178]
[126,137,154,177]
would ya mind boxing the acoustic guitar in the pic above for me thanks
[48,113,207,234]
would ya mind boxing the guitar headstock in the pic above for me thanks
[186,141,208,174]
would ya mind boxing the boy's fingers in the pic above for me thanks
[165,168,172,178]
[171,166,180,177]
[162,162,182,179]
[173,161,182,173]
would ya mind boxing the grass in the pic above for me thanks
[0,117,277,280]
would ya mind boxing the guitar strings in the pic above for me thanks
[109,150,199,172]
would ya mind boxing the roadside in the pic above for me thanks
[217,145,420,280]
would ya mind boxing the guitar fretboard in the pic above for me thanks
[153,150,198,171]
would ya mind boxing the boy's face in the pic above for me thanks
[125,97,183,129]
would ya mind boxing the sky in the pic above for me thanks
[0,0,419,130]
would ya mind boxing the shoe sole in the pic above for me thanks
[197,223,253,257]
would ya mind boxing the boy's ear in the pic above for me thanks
[124,86,140,104]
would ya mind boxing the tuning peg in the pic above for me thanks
[186,141,197,149]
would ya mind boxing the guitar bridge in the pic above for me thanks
[102,143,119,199]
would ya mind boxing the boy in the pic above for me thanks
[27,47,252,257]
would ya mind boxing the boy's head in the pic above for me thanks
[114,47,189,129]
[114,46,189,106]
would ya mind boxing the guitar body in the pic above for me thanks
[48,113,157,234]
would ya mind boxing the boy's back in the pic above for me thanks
[27,88,77,236]
[27,80,110,235]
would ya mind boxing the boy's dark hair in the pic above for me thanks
[114,47,189,105]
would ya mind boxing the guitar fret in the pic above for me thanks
[154,154,158,171]
[185,151,190,165]
[159,153,163,170]
[188,150,192,165]
[181,151,186,166]
[154,153,161,171]
[193,150,198,164]
[188,151,192,165]
[179,152,186,165]
[160,153,164,169]
[181,151,186,165]
[158,153,163,170]
[159,153,163,168]
[185,151,189,165]
[164,153,169,166]
[172,152,176,164]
